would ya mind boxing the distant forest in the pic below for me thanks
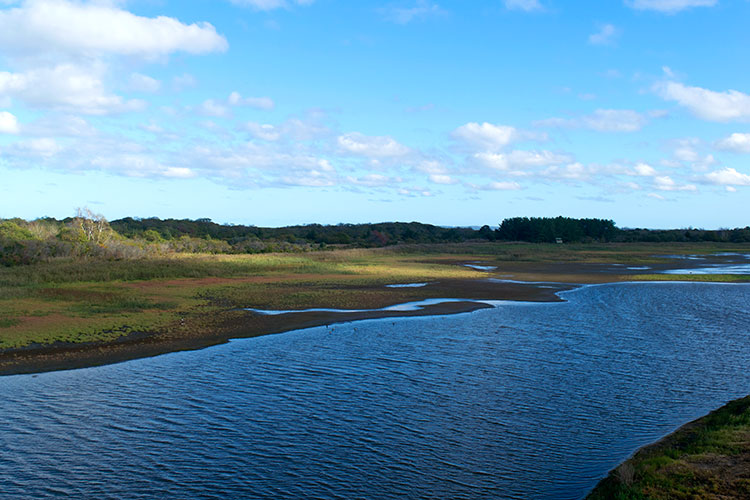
[1,212,750,266]
[109,216,750,245]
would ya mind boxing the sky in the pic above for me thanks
[0,0,749,229]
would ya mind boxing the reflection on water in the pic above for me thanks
[2,283,750,499]
[660,253,750,275]
[245,297,494,315]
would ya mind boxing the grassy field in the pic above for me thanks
[1,241,748,350]
[587,396,750,499]
[2,240,750,497]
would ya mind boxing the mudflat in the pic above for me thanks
[1,242,748,376]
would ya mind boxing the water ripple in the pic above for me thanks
[2,283,750,499]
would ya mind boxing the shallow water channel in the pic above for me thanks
[2,282,750,499]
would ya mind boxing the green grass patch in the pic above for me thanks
[588,396,750,500]
[629,274,750,282]
[2,242,749,350]
[0,318,20,328]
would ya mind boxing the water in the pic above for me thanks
[245,297,499,315]
[660,252,750,274]
[2,283,750,499]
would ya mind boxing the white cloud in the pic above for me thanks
[655,81,750,122]
[633,162,657,176]
[504,0,542,11]
[538,109,648,132]
[415,159,448,175]
[337,132,410,157]
[0,64,145,114]
[474,150,570,171]
[5,137,62,157]
[381,1,445,24]
[654,175,696,191]
[25,114,96,137]
[173,73,197,90]
[453,122,521,151]
[0,111,19,133]
[704,167,750,186]
[243,116,330,143]
[589,24,619,46]
[90,154,192,178]
[346,174,398,187]
[228,92,274,110]
[140,122,164,134]
[0,0,227,60]
[543,162,592,181]
[245,123,281,141]
[673,139,699,162]
[198,99,229,117]
[429,174,457,184]
[162,167,196,179]
[715,133,750,153]
[128,73,161,93]
[626,0,717,14]
[482,181,522,190]
[229,0,314,11]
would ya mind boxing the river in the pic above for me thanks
[2,282,749,499]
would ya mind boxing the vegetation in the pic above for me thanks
[587,396,750,499]
[3,212,750,268]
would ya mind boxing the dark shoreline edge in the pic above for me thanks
[0,279,574,377]
[586,395,750,498]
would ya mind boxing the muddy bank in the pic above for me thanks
[0,278,573,376]
[587,396,750,499]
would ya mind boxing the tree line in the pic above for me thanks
[2,212,750,266]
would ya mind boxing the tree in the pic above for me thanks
[74,207,112,245]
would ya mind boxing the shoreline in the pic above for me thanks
[587,395,750,498]
[0,277,575,376]
[3,253,749,377]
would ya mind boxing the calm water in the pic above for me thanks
[2,283,750,499]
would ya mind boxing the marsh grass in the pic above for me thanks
[629,274,750,282]
[2,242,749,349]
[588,397,750,499]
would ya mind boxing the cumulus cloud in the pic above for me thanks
[633,162,657,176]
[704,167,750,186]
[381,0,445,24]
[244,117,329,142]
[479,181,522,190]
[504,0,542,11]
[654,175,696,191]
[542,162,593,181]
[429,174,457,184]
[346,174,400,187]
[198,99,229,118]
[228,92,274,110]
[715,133,750,153]
[537,109,649,132]
[0,0,227,60]
[0,64,145,114]
[128,73,161,93]
[588,24,619,45]
[452,122,523,151]
[655,81,750,122]
[474,150,570,172]
[245,123,281,141]
[0,110,19,133]
[337,132,410,158]
[197,92,275,117]
[625,0,717,14]
[229,0,314,11]
[4,137,62,157]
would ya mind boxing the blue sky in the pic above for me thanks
[1,0,749,228]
